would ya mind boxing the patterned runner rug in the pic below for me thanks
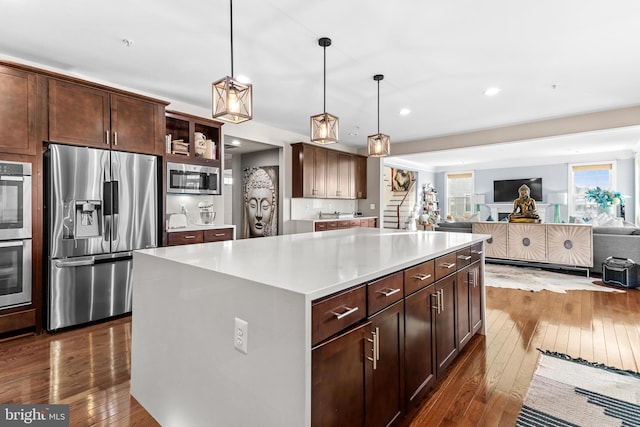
[485,263,624,293]
[516,351,640,427]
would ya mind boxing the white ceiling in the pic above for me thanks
[3,0,640,168]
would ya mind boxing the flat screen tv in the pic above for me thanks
[493,178,543,202]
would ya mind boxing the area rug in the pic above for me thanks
[485,263,624,293]
[516,351,640,427]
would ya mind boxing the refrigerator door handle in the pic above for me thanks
[54,257,95,268]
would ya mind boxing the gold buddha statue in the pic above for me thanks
[508,184,540,223]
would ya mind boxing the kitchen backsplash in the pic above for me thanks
[291,198,358,220]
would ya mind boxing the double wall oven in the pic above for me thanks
[0,161,32,310]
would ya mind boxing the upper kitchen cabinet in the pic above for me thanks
[292,142,326,198]
[164,110,222,166]
[48,79,166,155]
[0,65,42,155]
[292,142,366,199]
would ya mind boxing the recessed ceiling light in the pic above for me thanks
[399,108,411,116]
[231,140,241,146]
[484,87,501,96]
[348,131,359,136]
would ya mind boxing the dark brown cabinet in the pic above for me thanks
[167,228,234,246]
[311,243,484,426]
[326,150,354,199]
[456,267,472,350]
[292,142,366,199]
[367,300,404,427]
[355,155,367,199]
[404,284,436,408]
[311,321,371,427]
[0,65,40,155]
[434,274,457,377]
[313,218,377,232]
[48,79,165,154]
[292,143,326,198]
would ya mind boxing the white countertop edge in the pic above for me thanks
[136,229,490,301]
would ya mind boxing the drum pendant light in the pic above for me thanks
[212,0,252,124]
[367,74,390,157]
[310,37,339,144]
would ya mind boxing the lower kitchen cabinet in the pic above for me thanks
[435,274,457,377]
[167,227,234,246]
[404,284,436,408]
[311,321,371,427]
[367,300,404,427]
[456,266,472,350]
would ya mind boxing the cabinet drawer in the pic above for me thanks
[167,231,204,246]
[434,252,458,280]
[203,228,233,242]
[404,260,435,295]
[312,285,367,346]
[456,246,472,268]
[337,220,350,229]
[326,221,338,230]
[315,222,327,232]
[349,219,362,228]
[470,242,484,264]
[367,271,404,315]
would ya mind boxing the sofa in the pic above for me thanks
[434,222,473,233]
[591,226,640,274]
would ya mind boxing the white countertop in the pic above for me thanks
[166,223,235,233]
[294,216,377,223]
[138,228,489,300]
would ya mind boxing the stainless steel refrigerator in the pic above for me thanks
[45,144,157,330]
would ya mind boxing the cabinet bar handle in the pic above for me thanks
[471,250,484,255]
[331,306,358,320]
[431,292,440,314]
[458,255,472,261]
[105,130,110,145]
[441,262,456,269]
[184,235,197,239]
[439,289,444,312]
[367,328,379,370]
[412,273,432,281]
[377,288,401,297]
[114,131,118,145]
[215,233,226,237]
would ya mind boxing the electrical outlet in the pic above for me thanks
[234,317,248,354]
[370,203,375,210]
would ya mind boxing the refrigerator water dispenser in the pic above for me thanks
[74,200,102,238]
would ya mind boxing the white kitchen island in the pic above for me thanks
[131,228,488,427]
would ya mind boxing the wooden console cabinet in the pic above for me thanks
[167,228,234,246]
[472,222,592,268]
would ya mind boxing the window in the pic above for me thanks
[446,172,473,217]
[569,162,615,218]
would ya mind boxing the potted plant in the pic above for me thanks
[584,187,624,216]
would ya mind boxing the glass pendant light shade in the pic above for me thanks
[367,133,390,157]
[212,0,252,124]
[212,76,252,124]
[310,112,339,144]
[368,74,390,157]
[310,37,338,144]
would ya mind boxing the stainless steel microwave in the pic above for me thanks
[167,162,220,195]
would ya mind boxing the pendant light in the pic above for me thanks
[367,74,390,157]
[212,0,252,124]
[310,37,339,145]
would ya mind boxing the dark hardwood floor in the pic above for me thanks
[1,282,638,426]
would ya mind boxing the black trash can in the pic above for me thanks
[602,257,639,289]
